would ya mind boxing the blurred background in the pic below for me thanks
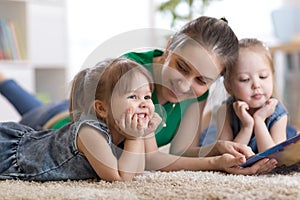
[0,0,299,128]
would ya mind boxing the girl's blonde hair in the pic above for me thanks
[69,57,153,123]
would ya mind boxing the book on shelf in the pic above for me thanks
[0,19,23,61]
[0,19,12,60]
[241,134,300,172]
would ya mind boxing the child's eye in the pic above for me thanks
[144,95,152,100]
[239,78,249,82]
[127,95,137,99]
[260,75,268,79]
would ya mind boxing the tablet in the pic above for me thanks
[240,134,300,172]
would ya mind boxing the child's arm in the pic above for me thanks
[76,110,161,182]
[77,126,145,182]
[253,98,287,152]
[216,103,253,146]
[230,101,254,145]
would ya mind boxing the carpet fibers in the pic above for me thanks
[1,170,300,200]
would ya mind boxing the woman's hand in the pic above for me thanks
[216,153,278,175]
[214,140,255,158]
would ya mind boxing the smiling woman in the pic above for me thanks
[161,42,221,101]
[123,16,237,153]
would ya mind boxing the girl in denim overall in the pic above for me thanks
[0,58,161,182]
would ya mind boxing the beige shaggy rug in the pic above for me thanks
[1,170,300,200]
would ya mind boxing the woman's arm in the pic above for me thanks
[144,135,277,174]
[77,126,145,182]
[145,134,224,171]
[169,101,206,156]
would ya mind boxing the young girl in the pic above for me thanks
[0,58,162,182]
[217,38,298,153]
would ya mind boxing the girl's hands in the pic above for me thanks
[144,112,162,136]
[233,101,254,128]
[253,98,278,121]
[233,98,278,126]
[116,108,146,139]
[116,108,161,139]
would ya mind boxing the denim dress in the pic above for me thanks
[0,120,117,181]
[227,97,297,153]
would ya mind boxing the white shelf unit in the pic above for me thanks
[0,0,68,122]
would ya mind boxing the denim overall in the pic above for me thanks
[0,120,117,181]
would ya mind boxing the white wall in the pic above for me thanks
[66,0,152,80]
[153,0,283,44]
[207,0,283,43]
[66,0,286,79]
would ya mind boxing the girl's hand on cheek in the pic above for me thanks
[254,98,278,121]
[144,112,162,136]
[233,101,254,128]
[116,108,145,139]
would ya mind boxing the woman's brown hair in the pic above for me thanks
[169,16,239,73]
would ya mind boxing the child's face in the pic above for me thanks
[161,45,221,103]
[111,74,155,129]
[229,50,273,108]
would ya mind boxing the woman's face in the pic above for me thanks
[160,45,222,103]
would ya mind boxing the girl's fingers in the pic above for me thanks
[131,114,138,128]
[240,103,249,111]
[137,118,143,131]
[125,108,133,127]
